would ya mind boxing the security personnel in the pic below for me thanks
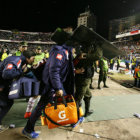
[135,64,140,88]
[0,51,35,133]
[110,59,114,70]
[15,42,28,56]
[116,57,121,70]
[74,46,102,117]
[133,65,140,86]
[125,58,130,70]
[131,56,137,74]
[23,29,75,139]
[98,57,109,89]
[89,64,95,89]
[33,47,45,65]
[1,49,8,61]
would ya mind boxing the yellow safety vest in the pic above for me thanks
[110,59,113,64]
[117,59,120,64]
[33,53,45,65]
[1,53,8,61]
[45,53,49,58]
[103,59,108,71]
[16,51,22,56]
[132,58,137,66]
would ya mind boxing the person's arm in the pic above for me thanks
[49,51,65,91]
[2,63,22,80]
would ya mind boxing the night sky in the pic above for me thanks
[0,0,140,39]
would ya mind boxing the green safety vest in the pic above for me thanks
[137,71,140,78]
[33,53,45,65]
[117,59,120,64]
[103,59,108,71]
[110,59,113,64]
[16,51,21,56]
[45,53,49,58]
[132,58,137,66]
[1,53,8,61]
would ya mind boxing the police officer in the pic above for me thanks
[89,62,96,89]
[131,56,137,74]
[15,42,28,56]
[125,57,130,70]
[74,46,102,117]
[135,64,140,88]
[98,57,109,89]
[1,48,8,61]
[0,50,35,132]
[22,28,75,139]
[33,46,45,65]
[133,65,139,86]
[110,58,114,70]
[116,57,120,70]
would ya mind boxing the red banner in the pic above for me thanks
[130,30,139,34]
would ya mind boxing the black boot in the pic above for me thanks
[134,78,137,86]
[103,85,109,88]
[90,84,94,89]
[103,81,109,88]
[84,97,94,117]
[98,81,101,89]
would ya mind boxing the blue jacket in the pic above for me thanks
[0,55,26,87]
[42,44,75,96]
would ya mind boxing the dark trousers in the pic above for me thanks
[134,78,137,86]
[98,71,107,87]
[139,79,140,88]
[134,78,140,87]
[24,93,52,133]
[75,78,92,105]
[117,64,120,70]
[126,63,129,70]
[0,91,14,125]
[131,65,136,74]
[110,64,113,70]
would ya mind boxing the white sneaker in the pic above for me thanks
[0,125,9,133]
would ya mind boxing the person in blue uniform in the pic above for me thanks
[0,50,35,132]
[23,42,75,139]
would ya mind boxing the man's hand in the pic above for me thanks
[75,68,85,74]
[56,90,63,97]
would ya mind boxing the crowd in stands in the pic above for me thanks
[0,42,52,56]
[118,24,140,35]
[114,40,140,53]
[0,30,52,42]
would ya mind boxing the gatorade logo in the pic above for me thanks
[58,111,66,120]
